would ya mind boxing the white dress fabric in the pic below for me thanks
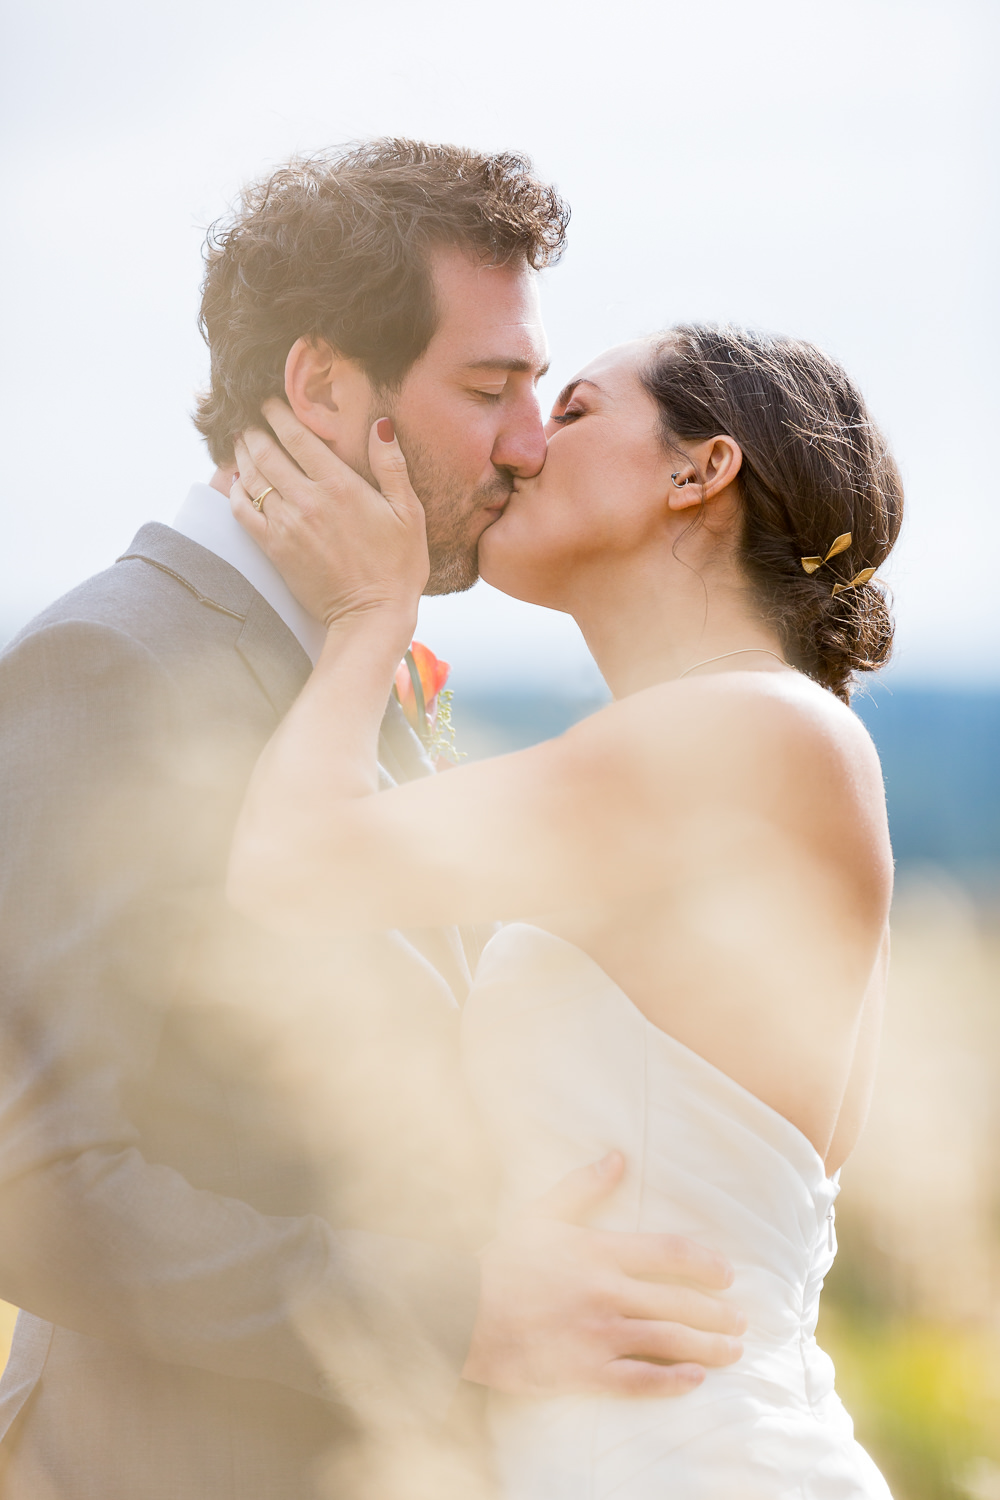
[462,924,893,1499]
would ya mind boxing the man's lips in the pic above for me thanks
[480,495,512,521]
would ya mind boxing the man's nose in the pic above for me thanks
[492,398,547,478]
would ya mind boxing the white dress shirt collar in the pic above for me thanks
[172,483,327,665]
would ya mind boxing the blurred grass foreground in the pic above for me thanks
[0,684,997,1497]
[817,873,1000,1500]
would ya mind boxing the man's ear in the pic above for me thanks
[283,337,372,446]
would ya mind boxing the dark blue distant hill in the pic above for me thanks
[457,684,1000,874]
[853,686,1000,870]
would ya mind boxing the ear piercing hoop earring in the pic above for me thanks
[670,472,692,488]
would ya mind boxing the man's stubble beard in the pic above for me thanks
[364,402,511,596]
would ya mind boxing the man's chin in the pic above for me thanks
[423,503,510,595]
[423,551,480,596]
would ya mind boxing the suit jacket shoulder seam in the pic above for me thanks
[117,552,246,622]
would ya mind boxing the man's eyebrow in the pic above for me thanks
[555,377,602,405]
[462,358,551,379]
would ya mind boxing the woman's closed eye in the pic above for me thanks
[550,404,585,425]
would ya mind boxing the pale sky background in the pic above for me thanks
[2,0,997,691]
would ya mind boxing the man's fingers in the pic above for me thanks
[599,1230,734,1290]
[527,1152,625,1224]
[618,1279,747,1337]
[605,1359,705,1398]
[618,1319,743,1370]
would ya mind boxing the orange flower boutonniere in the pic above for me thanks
[393,640,464,767]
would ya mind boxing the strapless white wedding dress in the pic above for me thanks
[462,924,892,1499]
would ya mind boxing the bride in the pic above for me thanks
[226,323,900,1497]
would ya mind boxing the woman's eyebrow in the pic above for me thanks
[555,377,602,405]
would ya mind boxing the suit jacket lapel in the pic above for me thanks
[235,596,313,718]
[119,523,474,1001]
[119,523,436,771]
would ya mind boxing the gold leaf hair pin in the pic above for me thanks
[831,568,877,597]
[800,532,852,574]
[800,531,877,597]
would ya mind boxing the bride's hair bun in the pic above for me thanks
[642,325,904,703]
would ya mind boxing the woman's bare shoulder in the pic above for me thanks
[561,669,890,888]
[565,668,880,776]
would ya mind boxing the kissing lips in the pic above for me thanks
[480,495,511,526]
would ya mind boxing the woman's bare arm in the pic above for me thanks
[226,403,887,949]
[225,401,678,932]
[228,616,845,938]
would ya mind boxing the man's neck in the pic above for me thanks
[172,479,328,666]
[209,466,237,498]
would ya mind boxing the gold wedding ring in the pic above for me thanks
[251,486,274,513]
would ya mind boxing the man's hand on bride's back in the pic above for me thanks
[231,399,429,630]
[462,1150,746,1398]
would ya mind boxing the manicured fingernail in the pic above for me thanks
[376,418,395,443]
[597,1151,621,1177]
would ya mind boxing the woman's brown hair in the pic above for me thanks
[642,325,904,703]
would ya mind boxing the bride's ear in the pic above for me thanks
[283,337,372,446]
[666,436,743,511]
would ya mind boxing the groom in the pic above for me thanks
[0,141,741,1499]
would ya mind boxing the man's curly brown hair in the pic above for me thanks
[194,139,570,465]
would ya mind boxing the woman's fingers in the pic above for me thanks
[229,469,269,541]
[237,428,313,509]
[228,409,428,626]
[367,419,425,525]
[231,438,269,520]
[261,397,346,483]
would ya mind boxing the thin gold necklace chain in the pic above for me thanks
[677,647,790,679]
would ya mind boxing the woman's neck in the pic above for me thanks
[567,555,787,699]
